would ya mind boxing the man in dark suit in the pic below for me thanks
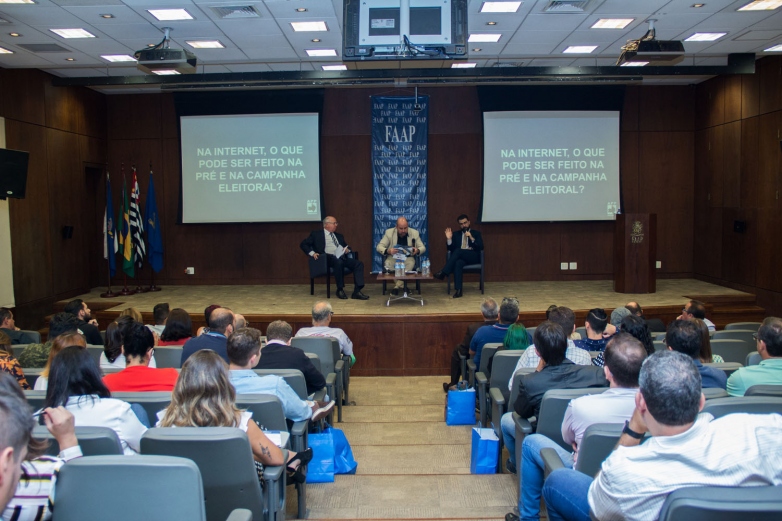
[62,299,103,345]
[300,216,369,300]
[433,214,483,298]
[256,320,326,396]
[443,297,499,392]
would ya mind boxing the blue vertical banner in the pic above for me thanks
[371,96,429,273]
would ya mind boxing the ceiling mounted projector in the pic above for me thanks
[617,20,684,66]
[135,27,197,75]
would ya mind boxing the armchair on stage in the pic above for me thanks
[446,249,485,295]
[308,251,358,298]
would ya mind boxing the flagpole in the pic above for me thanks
[101,259,118,297]
[147,162,162,292]
[101,171,117,298]
[133,164,148,294]
[120,163,135,296]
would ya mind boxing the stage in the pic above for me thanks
[69,279,764,376]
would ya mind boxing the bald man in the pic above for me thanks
[181,307,235,365]
[376,217,426,292]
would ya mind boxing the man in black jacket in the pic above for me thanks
[434,214,483,298]
[300,216,368,300]
[256,320,326,397]
[62,299,103,346]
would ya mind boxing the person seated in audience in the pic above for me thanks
[181,307,235,365]
[158,308,193,347]
[625,301,665,333]
[609,306,631,331]
[158,350,313,484]
[693,318,724,364]
[44,346,148,454]
[506,334,645,521]
[227,327,334,423]
[101,316,158,371]
[0,308,38,345]
[256,320,326,397]
[147,303,169,336]
[0,372,83,520]
[119,307,143,324]
[503,323,530,351]
[196,304,221,337]
[677,299,715,331]
[103,323,178,393]
[727,316,782,396]
[62,299,103,346]
[542,350,782,521]
[234,314,247,329]
[443,298,499,392]
[593,315,654,368]
[471,297,519,370]
[34,333,86,391]
[574,308,611,352]
[666,319,726,390]
[17,313,81,369]
[0,332,30,390]
[295,301,356,366]
[500,321,608,474]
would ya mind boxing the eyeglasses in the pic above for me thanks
[752,333,758,341]
[502,297,519,304]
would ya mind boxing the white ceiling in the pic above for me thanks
[0,0,780,92]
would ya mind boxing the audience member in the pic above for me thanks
[33,333,86,391]
[0,332,30,390]
[500,322,608,473]
[693,318,724,363]
[542,350,782,521]
[44,346,147,454]
[506,334,645,521]
[0,308,38,344]
[666,319,726,389]
[158,308,193,347]
[376,216,426,293]
[119,307,143,324]
[295,301,355,365]
[103,322,178,392]
[158,350,313,483]
[100,316,158,370]
[234,313,247,330]
[609,306,631,329]
[443,298,498,392]
[470,297,519,369]
[196,304,221,336]
[678,299,715,331]
[17,313,80,369]
[228,327,334,423]
[592,314,654,368]
[574,308,610,352]
[62,299,103,345]
[181,307,235,365]
[625,301,665,333]
[503,323,530,351]
[727,316,782,396]
[255,320,325,397]
[147,303,169,336]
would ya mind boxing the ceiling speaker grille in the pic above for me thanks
[210,5,260,19]
[544,0,590,13]
[18,43,71,52]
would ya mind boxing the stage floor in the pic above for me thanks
[73,278,751,316]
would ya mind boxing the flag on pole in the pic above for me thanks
[144,167,163,273]
[129,166,146,270]
[103,173,118,277]
[118,170,134,278]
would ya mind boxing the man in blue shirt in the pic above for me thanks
[227,327,334,422]
[470,297,519,369]
[666,319,727,389]
[575,308,611,352]
[181,307,235,365]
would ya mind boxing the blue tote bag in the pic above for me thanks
[307,430,336,483]
[446,387,476,425]
[470,427,499,474]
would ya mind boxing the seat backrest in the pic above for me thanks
[290,337,337,375]
[701,396,782,418]
[53,455,206,521]
[526,327,536,338]
[153,347,183,369]
[33,425,123,456]
[575,327,587,339]
[112,392,172,424]
[724,322,761,331]
[712,330,756,345]
[574,423,624,477]
[23,390,46,411]
[658,485,782,521]
[304,352,321,373]
[536,388,608,451]
[21,330,41,343]
[702,387,729,400]
[12,345,27,358]
[654,340,667,352]
[86,346,104,366]
[141,427,263,521]
[508,369,537,408]
[235,393,288,431]
[710,339,754,364]
[746,351,761,366]
[489,350,525,401]
[745,385,782,397]
[703,362,743,376]
[308,254,329,278]
[252,368,308,400]
[478,343,501,376]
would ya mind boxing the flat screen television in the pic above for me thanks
[0,148,29,200]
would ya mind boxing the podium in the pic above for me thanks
[614,213,656,294]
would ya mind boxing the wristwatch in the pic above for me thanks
[622,420,644,440]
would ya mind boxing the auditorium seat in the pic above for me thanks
[478,350,524,428]
[712,329,756,347]
[745,385,782,398]
[701,396,782,418]
[252,369,309,400]
[541,422,625,479]
[153,346,183,368]
[489,365,534,453]
[446,249,484,295]
[724,322,762,332]
[703,362,743,376]
[658,485,782,521]
[702,388,729,400]
[12,345,27,358]
[86,345,104,366]
[654,339,667,352]
[112,392,172,423]
[575,327,587,339]
[746,351,761,366]
[290,337,343,421]
[710,339,754,365]
[467,343,500,388]
[20,330,41,343]
[33,425,123,456]
[23,389,45,410]
[308,250,359,299]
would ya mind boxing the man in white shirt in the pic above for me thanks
[295,301,355,366]
[506,333,645,521]
[541,350,782,521]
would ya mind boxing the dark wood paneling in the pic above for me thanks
[80,88,107,139]
[80,135,107,166]
[640,86,695,132]
[620,131,639,212]
[621,87,639,132]
[740,117,759,209]
[107,94,162,140]
[741,71,760,119]
[561,221,613,276]
[44,82,85,134]
[0,68,47,126]
[721,207,756,287]
[427,86,481,135]
[755,207,781,293]
[161,93,178,140]
[757,111,780,209]
[693,206,722,280]
[758,55,782,115]
[722,121,742,208]
[723,75,742,124]
[322,88,373,136]
[696,77,723,129]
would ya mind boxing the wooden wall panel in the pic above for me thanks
[722,121,742,208]
[107,94,162,140]
[758,56,781,115]
[0,68,47,126]
[742,71,760,119]
[757,111,780,210]
[723,75,742,124]
[80,88,107,139]
[755,207,781,293]
[621,87,639,132]
[740,117,759,209]
[620,131,640,212]
[696,77,723,129]
[721,207,756,287]
[640,86,695,132]
[693,206,722,280]
[44,82,85,134]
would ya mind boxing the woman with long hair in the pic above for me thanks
[33,333,87,391]
[44,346,147,454]
[158,308,193,346]
[101,315,157,370]
[119,307,143,323]
[502,323,530,351]
[158,350,312,482]
[592,314,654,367]
[693,318,724,363]
[0,331,31,390]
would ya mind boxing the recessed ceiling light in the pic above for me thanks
[472,47,482,51]
[0,46,13,53]
[65,57,75,61]
[0,0,35,4]
[296,7,307,12]
[738,0,782,10]
[50,28,96,39]
[591,18,634,29]
[486,21,497,25]
[452,63,477,68]
[9,32,20,37]
[684,32,726,41]
[322,64,347,70]
[620,61,648,66]
[147,43,156,47]
[100,14,114,19]
[468,33,501,43]
[291,21,328,31]
[563,45,597,53]
[186,40,225,49]
[311,38,321,42]
[691,3,705,7]
[101,54,136,62]
[764,44,782,51]
[151,70,181,75]
[306,48,337,56]
[148,9,193,21]
[480,1,521,13]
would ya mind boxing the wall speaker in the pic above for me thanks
[62,226,74,239]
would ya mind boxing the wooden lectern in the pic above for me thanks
[614,213,656,294]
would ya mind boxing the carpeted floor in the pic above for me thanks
[288,376,518,520]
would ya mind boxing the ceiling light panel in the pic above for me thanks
[469,33,502,42]
[0,0,35,3]
[187,40,225,48]
[305,48,337,56]
[151,69,181,75]
[591,18,633,29]
[563,45,597,53]
[765,44,782,51]
[322,64,346,70]
[620,61,648,66]
[684,32,726,41]
[480,1,522,12]
[101,54,136,62]
[452,62,477,68]
[148,9,193,21]
[738,0,782,10]
[290,21,328,32]
[50,28,96,38]
[0,46,13,53]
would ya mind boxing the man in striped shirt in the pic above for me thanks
[541,350,782,521]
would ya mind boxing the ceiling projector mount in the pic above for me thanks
[134,27,197,75]
[616,19,685,66]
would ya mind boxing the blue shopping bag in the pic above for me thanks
[307,430,335,483]
[470,427,499,474]
[331,427,358,475]
[446,387,476,425]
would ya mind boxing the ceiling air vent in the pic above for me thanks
[18,43,71,52]
[210,5,260,19]
[544,0,590,13]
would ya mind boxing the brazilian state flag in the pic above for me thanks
[117,178,134,278]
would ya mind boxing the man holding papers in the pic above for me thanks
[376,216,427,294]
[301,216,369,300]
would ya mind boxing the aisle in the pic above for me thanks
[291,376,517,520]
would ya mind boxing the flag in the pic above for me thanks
[129,166,146,269]
[144,167,164,273]
[103,173,118,277]
[118,172,134,278]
